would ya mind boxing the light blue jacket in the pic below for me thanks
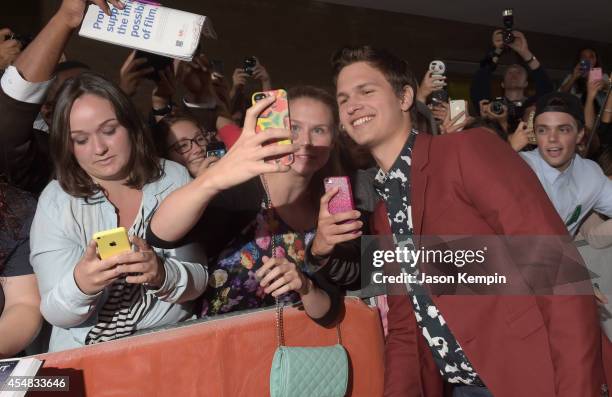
[30,160,207,352]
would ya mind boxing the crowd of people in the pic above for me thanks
[0,0,611,396]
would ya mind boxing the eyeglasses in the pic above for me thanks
[170,133,209,154]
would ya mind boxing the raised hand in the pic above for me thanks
[252,58,272,90]
[153,65,177,100]
[438,101,472,134]
[257,256,311,297]
[507,31,530,58]
[0,29,21,69]
[232,68,249,89]
[73,240,122,295]
[508,121,532,152]
[119,50,153,97]
[115,236,166,288]
[197,94,298,193]
[417,70,446,103]
[586,78,605,101]
[58,0,125,29]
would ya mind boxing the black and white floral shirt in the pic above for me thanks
[373,130,484,386]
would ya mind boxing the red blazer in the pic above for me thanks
[378,129,604,397]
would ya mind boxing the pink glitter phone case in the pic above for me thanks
[324,176,355,215]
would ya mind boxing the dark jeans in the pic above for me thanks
[452,385,494,397]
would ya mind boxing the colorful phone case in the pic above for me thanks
[93,227,131,260]
[324,177,355,215]
[251,89,293,166]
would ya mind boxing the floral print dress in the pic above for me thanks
[201,203,314,317]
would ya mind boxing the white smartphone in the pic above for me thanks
[449,99,467,126]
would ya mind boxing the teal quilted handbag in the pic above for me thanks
[262,180,348,396]
[269,301,349,397]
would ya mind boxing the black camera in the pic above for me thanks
[243,56,257,76]
[5,33,33,49]
[502,9,514,45]
[490,97,507,115]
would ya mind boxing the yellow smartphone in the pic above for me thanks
[93,227,131,260]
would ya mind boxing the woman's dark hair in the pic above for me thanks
[574,47,602,69]
[50,72,162,198]
[152,112,210,158]
[287,86,346,207]
[597,147,612,177]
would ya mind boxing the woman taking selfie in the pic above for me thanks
[148,86,353,324]
[29,73,208,352]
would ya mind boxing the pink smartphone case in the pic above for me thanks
[589,68,603,82]
[325,176,355,215]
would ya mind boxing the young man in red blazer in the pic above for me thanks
[308,46,605,397]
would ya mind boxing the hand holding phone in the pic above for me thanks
[134,50,174,82]
[310,178,362,260]
[449,100,467,126]
[74,228,131,295]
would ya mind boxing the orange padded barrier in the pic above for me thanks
[32,297,384,397]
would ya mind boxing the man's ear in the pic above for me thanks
[400,85,414,112]
[501,82,505,90]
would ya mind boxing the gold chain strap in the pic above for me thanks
[259,175,342,348]
[260,175,286,347]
